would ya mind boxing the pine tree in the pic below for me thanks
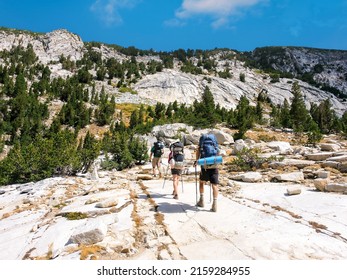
[78,132,100,173]
[129,110,139,129]
[191,86,219,128]
[234,95,255,139]
[128,135,148,164]
[270,104,281,128]
[306,119,322,147]
[110,132,133,170]
[13,73,27,97]
[289,81,310,132]
[310,99,337,133]
[280,99,291,128]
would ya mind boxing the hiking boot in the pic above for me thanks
[196,196,204,207]
[211,200,217,212]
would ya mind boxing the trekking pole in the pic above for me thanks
[210,182,212,203]
[162,164,170,189]
[181,169,184,193]
[195,164,198,205]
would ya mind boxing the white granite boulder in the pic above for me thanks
[267,141,293,155]
[325,183,347,193]
[319,143,341,152]
[286,186,302,195]
[314,178,329,192]
[273,171,304,183]
[231,172,263,183]
[95,198,119,208]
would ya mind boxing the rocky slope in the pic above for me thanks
[1,125,347,260]
[0,28,346,116]
[0,28,84,63]
[248,46,347,96]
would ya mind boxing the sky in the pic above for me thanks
[0,0,347,52]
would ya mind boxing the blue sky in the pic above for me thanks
[1,0,347,52]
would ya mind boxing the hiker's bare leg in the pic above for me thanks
[211,184,218,212]
[173,174,179,197]
[152,157,160,176]
[212,184,218,199]
[199,180,204,194]
[157,161,162,178]
[197,180,205,207]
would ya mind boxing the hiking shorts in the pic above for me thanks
[171,168,182,175]
[200,168,219,184]
[152,157,161,168]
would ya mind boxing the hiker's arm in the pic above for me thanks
[195,146,201,160]
[149,147,153,160]
[194,146,200,166]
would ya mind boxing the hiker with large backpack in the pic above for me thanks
[149,138,165,178]
[194,133,220,212]
[168,141,185,199]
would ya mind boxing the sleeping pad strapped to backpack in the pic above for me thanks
[198,134,220,168]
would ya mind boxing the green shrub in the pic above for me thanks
[62,212,88,220]
[228,148,283,171]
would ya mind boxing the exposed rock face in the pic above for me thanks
[249,46,347,95]
[0,29,84,63]
[0,28,346,115]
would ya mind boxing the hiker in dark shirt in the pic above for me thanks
[149,139,164,178]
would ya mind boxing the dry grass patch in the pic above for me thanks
[1,212,11,220]
[271,205,302,219]
[309,221,328,230]
[155,212,164,224]
[80,244,105,260]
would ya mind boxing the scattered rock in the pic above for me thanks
[325,183,347,193]
[326,155,347,162]
[315,171,330,179]
[305,152,334,161]
[319,143,341,152]
[273,172,304,183]
[314,178,329,192]
[95,198,119,208]
[232,139,249,154]
[337,162,347,173]
[286,186,302,195]
[231,172,262,183]
[69,220,108,245]
[267,141,293,155]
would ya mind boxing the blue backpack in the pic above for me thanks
[199,134,218,158]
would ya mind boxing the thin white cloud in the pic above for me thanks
[175,0,266,28]
[90,0,140,25]
[164,18,187,27]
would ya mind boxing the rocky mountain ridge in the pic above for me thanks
[0,27,346,116]
[247,46,347,96]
